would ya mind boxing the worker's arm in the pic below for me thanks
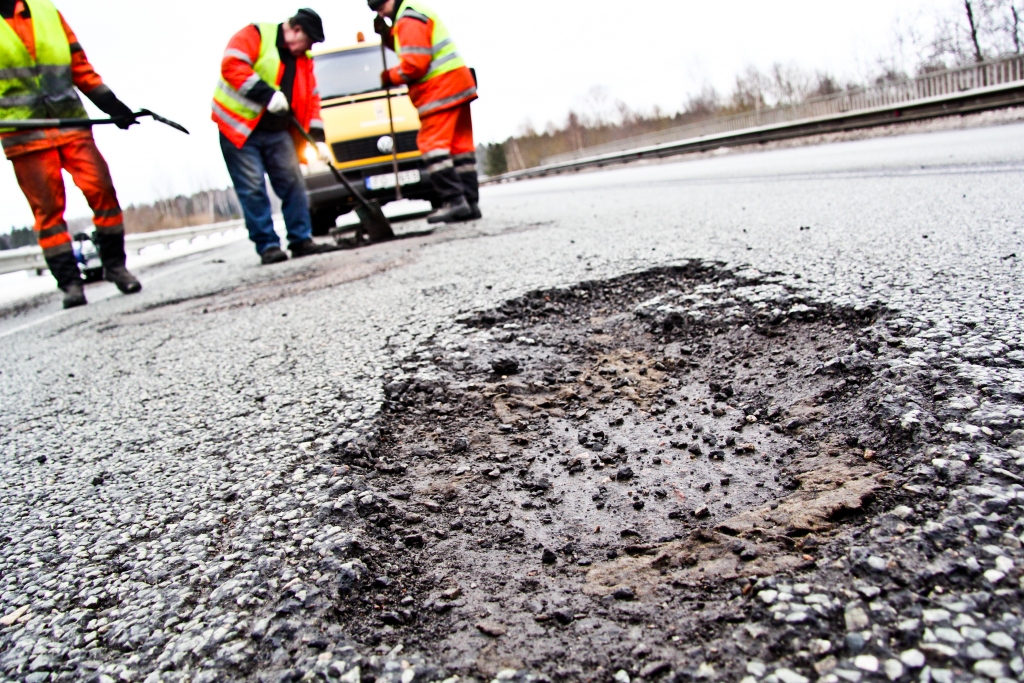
[221,24,278,108]
[59,12,135,127]
[383,11,434,86]
[59,12,103,94]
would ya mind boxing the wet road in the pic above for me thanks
[2,122,1023,683]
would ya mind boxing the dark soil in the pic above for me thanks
[289,262,926,682]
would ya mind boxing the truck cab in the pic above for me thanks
[303,40,437,235]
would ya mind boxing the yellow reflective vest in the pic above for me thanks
[394,0,467,84]
[0,0,87,124]
[211,23,282,143]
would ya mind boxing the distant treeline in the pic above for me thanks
[480,0,1024,176]
[69,188,244,235]
[0,227,34,250]
[1,188,245,250]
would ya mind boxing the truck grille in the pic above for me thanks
[332,131,419,163]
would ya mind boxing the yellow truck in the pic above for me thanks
[304,40,438,235]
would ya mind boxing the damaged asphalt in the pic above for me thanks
[2,122,1024,683]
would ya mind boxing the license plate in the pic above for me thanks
[365,169,421,191]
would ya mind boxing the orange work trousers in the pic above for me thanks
[10,135,124,258]
[417,103,478,203]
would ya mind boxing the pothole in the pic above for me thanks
[292,262,908,680]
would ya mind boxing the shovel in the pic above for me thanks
[0,109,189,134]
[291,116,395,244]
[380,41,402,201]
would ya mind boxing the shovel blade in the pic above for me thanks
[137,109,190,135]
[355,200,396,242]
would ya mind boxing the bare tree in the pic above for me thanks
[965,0,985,61]
[1012,5,1021,52]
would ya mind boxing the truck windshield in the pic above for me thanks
[314,46,400,100]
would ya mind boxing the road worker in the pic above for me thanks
[0,0,141,309]
[213,8,341,265]
[370,0,481,223]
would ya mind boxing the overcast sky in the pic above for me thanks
[0,0,947,230]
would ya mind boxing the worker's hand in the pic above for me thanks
[267,91,290,115]
[316,142,332,163]
[105,97,138,130]
[380,70,392,88]
[88,88,138,130]
[373,15,390,38]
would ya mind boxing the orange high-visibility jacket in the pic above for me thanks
[382,8,477,117]
[213,24,323,151]
[0,0,106,159]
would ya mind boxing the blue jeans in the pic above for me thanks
[220,130,312,255]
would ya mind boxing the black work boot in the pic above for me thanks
[261,247,289,265]
[289,240,341,258]
[93,230,142,294]
[62,282,87,309]
[45,250,88,309]
[427,195,472,224]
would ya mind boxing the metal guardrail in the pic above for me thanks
[484,79,1024,185]
[0,246,47,276]
[484,55,1024,185]
[0,219,246,276]
[538,55,1024,167]
[122,219,245,252]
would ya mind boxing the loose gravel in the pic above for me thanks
[1,123,1024,683]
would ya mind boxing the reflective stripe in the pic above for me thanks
[41,241,73,257]
[453,152,476,160]
[94,223,124,235]
[428,51,460,72]
[432,38,452,54]
[456,164,477,173]
[426,158,454,173]
[309,119,324,129]
[401,46,433,55]
[224,48,254,65]
[400,8,430,22]
[36,223,68,240]
[93,208,122,218]
[0,130,46,148]
[0,94,41,107]
[211,101,253,137]
[238,73,262,97]
[423,149,450,159]
[0,64,71,80]
[217,80,265,115]
[417,85,477,115]
[0,87,79,109]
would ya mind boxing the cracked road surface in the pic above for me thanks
[2,121,1024,683]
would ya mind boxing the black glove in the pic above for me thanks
[107,99,138,130]
[373,15,390,38]
[87,86,138,130]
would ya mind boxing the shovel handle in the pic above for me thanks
[381,42,402,201]
[0,110,189,134]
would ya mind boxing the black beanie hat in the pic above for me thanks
[367,0,387,10]
[291,8,325,43]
